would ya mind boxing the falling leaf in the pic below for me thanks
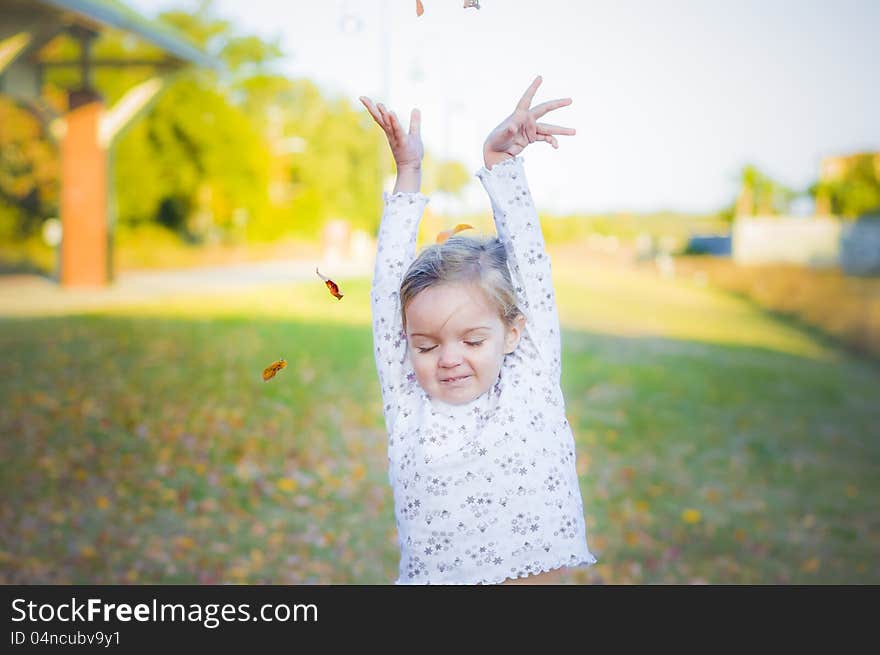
[436,223,474,244]
[316,268,344,300]
[262,358,287,382]
[681,508,702,524]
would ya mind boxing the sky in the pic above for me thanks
[129,0,880,216]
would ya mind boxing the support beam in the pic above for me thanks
[60,90,108,287]
[0,32,31,73]
[99,76,165,147]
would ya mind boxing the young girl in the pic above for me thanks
[360,76,598,585]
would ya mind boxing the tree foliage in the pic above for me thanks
[811,154,880,218]
[0,0,468,246]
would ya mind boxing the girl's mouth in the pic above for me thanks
[441,375,471,384]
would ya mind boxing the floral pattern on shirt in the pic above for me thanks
[371,157,598,584]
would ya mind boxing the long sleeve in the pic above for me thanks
[371,191,430,434]
[475,156,562,383]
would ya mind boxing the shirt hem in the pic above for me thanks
[394,551,598,585]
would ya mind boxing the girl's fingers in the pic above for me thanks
[530,97,572,119]
[536,133,559,149]
[516,75,542,112]
[377,103,394,132]
[526,116,537,143]
[360,96,386,129]
[390,110,407,143]
[409,108,421,137]
[536,122,576,136]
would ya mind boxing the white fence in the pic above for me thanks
[732,216,880,274]
[732,217,841,267]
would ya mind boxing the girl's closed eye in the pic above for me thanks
[416,340,483,353]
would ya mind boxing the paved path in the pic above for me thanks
[0,258,373,316]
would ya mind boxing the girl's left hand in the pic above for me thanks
[483,76,575,169]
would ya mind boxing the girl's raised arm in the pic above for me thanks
[362,97,427,432]
[476,77,576,383]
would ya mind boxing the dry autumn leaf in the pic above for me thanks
[316,268,344,300]
[436,223,474,244]
[262,358,287,382]
[416,1,480,18]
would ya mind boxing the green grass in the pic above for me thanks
[1,263,878,584]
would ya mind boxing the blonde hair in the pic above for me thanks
[400,234,523,333]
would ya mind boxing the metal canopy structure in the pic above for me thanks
[0,0,216,286]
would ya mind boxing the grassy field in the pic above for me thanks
[1,254,878,584]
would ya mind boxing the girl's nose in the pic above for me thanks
[437,344,463,367]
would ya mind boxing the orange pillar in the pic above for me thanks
[60,90,108,287]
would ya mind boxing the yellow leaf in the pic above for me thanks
[351,463,366,482]
[95,496,110,510]
[74,468,88,481]
[79,546,97,559]
[625,531,640,546]
[436,223,474,244]
[846,485,858,498]
[176,536,196,550]
[801,557,820,573]
[276,477,298,493]
[634,500,649,513]
[681,508,702,524]
[733,528,747,542]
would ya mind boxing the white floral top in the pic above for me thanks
[371,156,598,584]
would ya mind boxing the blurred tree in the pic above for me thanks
[734,164,794,218]
[1,0,469,247]
[422,154,470,196]
[0,99,59,239]
[715,164,794,223]
[811,153,880,218]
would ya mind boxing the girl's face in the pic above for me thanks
[404,282,524,405]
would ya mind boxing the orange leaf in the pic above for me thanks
[316,267,344,299]
[436,223,474,244]
[262,358,287,382]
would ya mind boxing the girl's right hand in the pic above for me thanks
[359,96,423,171]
